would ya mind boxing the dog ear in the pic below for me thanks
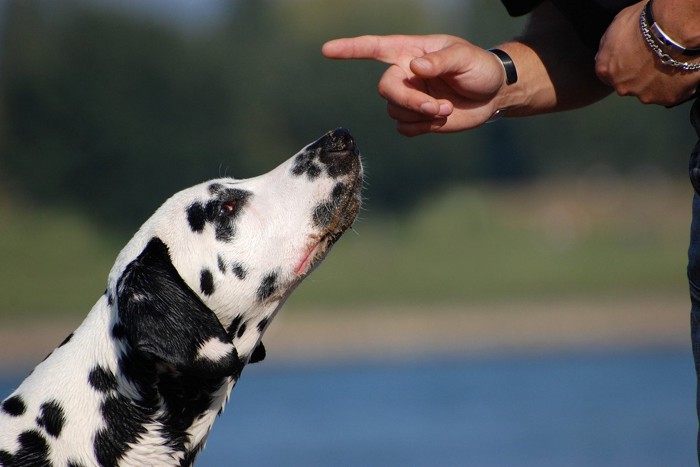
[116,237,243,379]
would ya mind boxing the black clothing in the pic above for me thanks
[501,0,636,51]
[502,0,700,460]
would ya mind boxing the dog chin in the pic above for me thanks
[294,236,330,277]
[295,185,362,277]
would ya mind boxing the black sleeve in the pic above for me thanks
[550,1,624,51]
[500,0,636,52]
[500,0,543,17]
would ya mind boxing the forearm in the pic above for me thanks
[491,2,612,117]
[595,0,699,106]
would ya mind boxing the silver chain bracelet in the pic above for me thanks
[640,2,700,72]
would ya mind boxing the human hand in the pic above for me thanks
[322,35,507,136]
[595,1,699,106]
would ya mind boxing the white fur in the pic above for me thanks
[196,338,235,362]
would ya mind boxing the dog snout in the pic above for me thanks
[318,127,356,153]
[317,128,359,178]
[292,128,361,180]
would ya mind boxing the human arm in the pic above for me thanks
[595,0,700,106]
[321,2,612,136]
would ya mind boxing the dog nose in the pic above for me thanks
[315,128,359,178]
[310,128,358,156]
[324,128,357,154]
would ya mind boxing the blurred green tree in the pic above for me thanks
[1,0,238,228]
[0,0,695,233]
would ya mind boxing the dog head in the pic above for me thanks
[108,128,362,376]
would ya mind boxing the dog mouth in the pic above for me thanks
[295,171,362,277]
[295,240,325,276]
[289,128,363,278]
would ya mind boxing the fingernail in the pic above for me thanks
[438,103,452,116]
[420,102,439,115]
[412,58,431,72]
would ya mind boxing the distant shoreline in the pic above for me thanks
[0,295,690,372]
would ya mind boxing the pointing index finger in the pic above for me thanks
[322,35,402,64]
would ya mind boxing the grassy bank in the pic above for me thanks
[0,200,121,318]
[288,176,692,308]
[0,176,693,319]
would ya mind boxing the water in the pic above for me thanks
[1,348,695,466]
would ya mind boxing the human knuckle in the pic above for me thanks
[594,63,611,82]
[386,103,401,119]
[397,124,419,137]
[377,80,390,99]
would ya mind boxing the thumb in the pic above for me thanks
[409,42,476,78]
[410,43,505,99]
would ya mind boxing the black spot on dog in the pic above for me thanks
[236,323,247,339]
[107,291,114,306]
[331,182,347,201]
[2,395,27,417]
[214,189,251,242]
[58,332,74,348]
[217,255,226,274]
[292,152,311,175]
[36,400,66,438]
[215,220,235,243]
[292,152,322,180]
[0,430,50,467]
[257,272,278,301]
[112,323,127,340]
[68,461,87,467]
[188,189,252,242]
[226,315,243,339]
[231,263,247,280]
[321,153,355,178]
[208,183,224,195]
[257,317,269,333]
[307,163,322,179]
[200,268,215,296]
[313,200,335,228]
[186,202,207,233]
[89,366,118,393]
[95,393,152,467]
[249,342,266,364]
[204,199,219,220]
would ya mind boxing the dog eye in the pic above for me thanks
[219,202,236,217]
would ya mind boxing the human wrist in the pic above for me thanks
[488,42,557,117]
[488,48,518,86]
[485,48,518,122]
[640,0,700,71]
[651,0,700,49]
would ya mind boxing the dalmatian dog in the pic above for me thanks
[0,128,363,467]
